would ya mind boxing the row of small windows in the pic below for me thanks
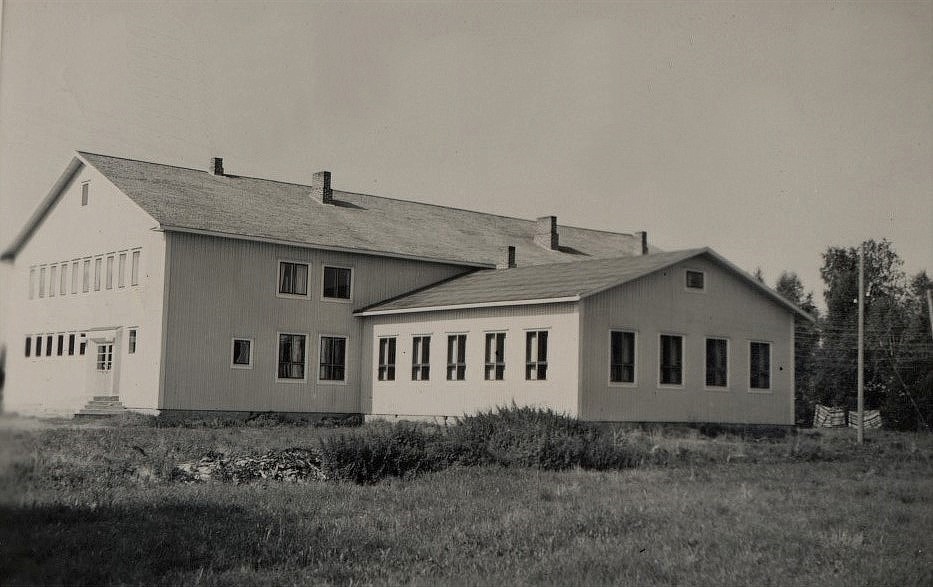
[378,330,550,383]
[612,332,771,390]
[278,262,352,301]
[230,334,348,383]
[24,329,137,362]
[29,249,141,299]
[376,330,771,390]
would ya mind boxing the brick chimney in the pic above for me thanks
[312,171,333,204]
[635,231,648,255]
[210,157,224,176]
[534,216,559,250]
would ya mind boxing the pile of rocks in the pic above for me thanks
[173,448,326,483]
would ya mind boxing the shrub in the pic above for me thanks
[318,422,433,484]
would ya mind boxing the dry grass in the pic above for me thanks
[0,418,930,585]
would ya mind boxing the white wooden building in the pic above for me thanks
[2,152,811,424]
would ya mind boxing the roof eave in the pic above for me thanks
[157,225,496,269]
[355,295,581,316]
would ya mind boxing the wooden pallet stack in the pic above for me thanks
[813,404,847,428]
[848,410,883,429]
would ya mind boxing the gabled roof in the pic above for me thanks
[356,248,816,321]
[1,151,649,265]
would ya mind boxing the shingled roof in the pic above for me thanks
[357,248,815,320]
[2,151,650,267]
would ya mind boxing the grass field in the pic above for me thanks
[1,417,931,585]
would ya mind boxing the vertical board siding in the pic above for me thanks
[363,303,580,418]
[161,232,469,413]
[3,163,167,416]
[579,255,794,425]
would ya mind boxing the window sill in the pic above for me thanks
[318,379,348,386]
[321,297,352,304]
[609,382,638,389]
[748,388,773,394]
[656,384,686,390]
[276,292,310,300]
[231,364,253,370]
[275,377,307,384]
[704,386,731,392]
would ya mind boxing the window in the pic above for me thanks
[525,330,548,381]
[71,261,79,294]
[49,266,58,297]
[322,266,352,300]
[57,334,64,356]
[81,182,89,206]
[484,332,506,381]
[96,344,113,371]
[659,334,683,385]
[131,250,140,286]
[106,256,114,289]
[60,263,68,295]
[28,267,35,299]
[750,342,771,390]
[610,331,636,384]
[685,270,705,290]
[319,336,347,381]
[35,336,42,356]
[82,259,91,292]
[68,334,75,356]
[39,266,47,298]
[378,337,396,381]
[79,333,87,355]
[277,333,306,380]
[412,336,431,381]
[278,261,308,296]
[128,329,137,354]
[118,253,127,287]
[231,338,252,368]
[94,258,102,291]
[25,337,31,357]
[705,338,728,388]
[45,335,53,357]
[446,334,467,381]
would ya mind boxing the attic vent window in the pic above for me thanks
[685,270,705,290]
[81,182,89,206]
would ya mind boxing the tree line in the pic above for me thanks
[768,239,932,430]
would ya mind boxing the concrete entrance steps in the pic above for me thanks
[76,396,127,417]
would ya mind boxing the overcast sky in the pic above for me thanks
[1,1,930,308]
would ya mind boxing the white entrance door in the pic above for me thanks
[92,343,115,396]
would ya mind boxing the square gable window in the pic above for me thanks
[685,270,705,291]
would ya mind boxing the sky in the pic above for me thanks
[1,1,930,311]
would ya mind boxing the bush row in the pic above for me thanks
[317,406,683,484]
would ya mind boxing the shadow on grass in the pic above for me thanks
[0,502,269,585]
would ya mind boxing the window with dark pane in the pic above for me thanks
[610,331,635,383]
[705,338,728,387]
[750,342,771,389]
[277,333,306,379]
[319,336,346,381]
[685,270,705,290]
[484,332,506,380]
[659,334,683,385]
[378,337,396,381]
[525,330,548,380]
[278,262,309,296]
[323,266,352,300]
[446,334,466,380]
[412,336,430,381]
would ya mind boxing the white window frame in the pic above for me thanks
[524,328,550,381]
[49,265,58,297]
[118,252,127,288]
[276,259,311,299]
[377,336,397,382]
[275,332,308,383]
[131,249,141,286]
[82,258,91,293]
[127,328,138,354]
[60,262,68,296]
[71,260,79,294]
[748,340,773,393]
[317,334,348,384]
[657,333,685,388]
[704,337,730,391]
[38,266,47,298]
[81,181,89,206]
[94,257,103,291]
[608,329,638,387]
[321,265,353,302]
[484,331,507,382]
[106,255,115,290]
[28,266,36,299]
[684,268,706,293]
[411,334,432,382]
[446,333,467,382]
[231,337,254,369]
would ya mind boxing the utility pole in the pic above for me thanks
[857,244,865,444]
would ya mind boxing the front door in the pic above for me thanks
[92,342,115,396]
